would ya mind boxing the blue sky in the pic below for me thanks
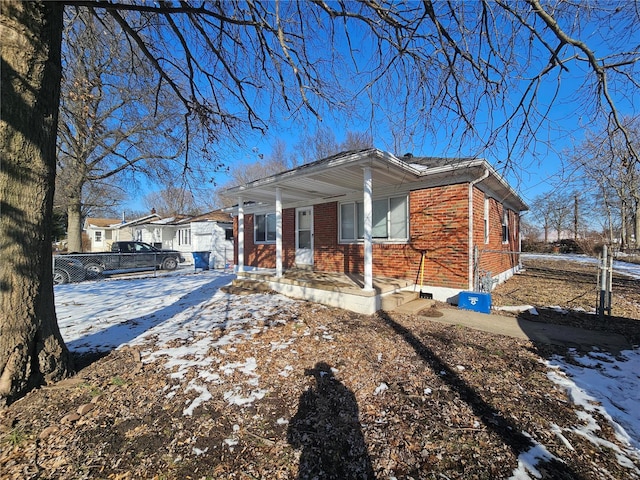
[121,2,639,216]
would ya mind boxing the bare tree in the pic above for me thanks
[549,194,574,242]
[295,126,340,164]
[213,140,297,207]
[529,190,574,243]
[144,187,201,217]
[519,217,542,244]
[295,127,374,164]
[341,131,374,152]
[56,8,185,252]
[530,194,554,243]
[571,117,640,249]
[2,0,639,404]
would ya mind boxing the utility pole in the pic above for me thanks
[574,194,579,240]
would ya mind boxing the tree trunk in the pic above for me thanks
[635,207,640,250]
[0,1,72,405]
[67,197,83,253]
[543,221,549,243]
[620,201,627,251]
[631,193,640,250]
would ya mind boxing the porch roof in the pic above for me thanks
[223,149,528,211]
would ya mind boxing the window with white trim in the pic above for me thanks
[502,208,510,243]
[340,195,408,242]
[178,227,191,246]
[255,213,276,243]
[94,231,102,243]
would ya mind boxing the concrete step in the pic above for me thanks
[231,278,274,293]
[393,298,436,314]
[380,290,418,311]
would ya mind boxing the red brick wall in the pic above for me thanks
[234,183,520,290]
[312,185,471,289]
[476,194,520,279]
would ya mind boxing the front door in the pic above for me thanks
[295,207,313,266]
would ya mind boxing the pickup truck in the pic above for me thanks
[66,241,185,276]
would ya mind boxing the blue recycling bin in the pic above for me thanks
[458,291,492,314]
[193,251,210,270]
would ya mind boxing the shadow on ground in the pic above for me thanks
[287,361,375,480]
[378,311,585,480]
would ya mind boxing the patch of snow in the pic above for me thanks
[192,447,208,456]
[494,305,538,315]
[374,383,389,395]
[509,432,561,479]
[546,351,640,473]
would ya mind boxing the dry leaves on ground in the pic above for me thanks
[1,257,639,479]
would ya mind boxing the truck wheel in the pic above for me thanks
[53,269,69,285]
[162,257,178,270]
[85,263,104,277]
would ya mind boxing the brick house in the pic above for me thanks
[223,149,528,308]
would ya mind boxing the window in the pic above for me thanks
[178,228,191,246]
[105,229,112,240]
[225,228,234,241]
[484,197,490,244]
[134,242,154,252]
[94,231,102,243]
[255,213,276,243]
[502,208,510,243]
[340,195,408,242]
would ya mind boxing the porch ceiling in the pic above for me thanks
[241,164,412,205]
[226,150,420,206]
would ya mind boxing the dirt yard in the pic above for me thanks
[1,256,639,479]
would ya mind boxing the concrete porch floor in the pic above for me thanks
[232,268,431,315]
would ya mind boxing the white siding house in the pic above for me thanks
[84,210,233,268]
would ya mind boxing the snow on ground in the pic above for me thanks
[54,258,640,478]
[522,252,640,280]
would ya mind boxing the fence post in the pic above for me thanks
[607,251,613,316]
[598,245,612,318]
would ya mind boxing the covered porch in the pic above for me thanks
[231,268,430,315]
[225,150,425,293]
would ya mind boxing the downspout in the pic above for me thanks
[237,197,244,273]
[468,168,490,291]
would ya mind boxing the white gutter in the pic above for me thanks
[468,168,490,291]
[223,149,423,198]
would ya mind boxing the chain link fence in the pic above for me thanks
[53,248,235,285]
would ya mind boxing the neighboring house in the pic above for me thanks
[84,210,233,268]
[223,148,528,303]
[172,211,234,268]
[83,217,122,252]
[84,213,160,252]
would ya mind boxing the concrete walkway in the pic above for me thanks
[418,307,633,353]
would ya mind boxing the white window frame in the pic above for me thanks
[254,213,276,244]
[502,207,510,244]
[339,195,408,243]
[178,227,191,246]
[94,230,103,243]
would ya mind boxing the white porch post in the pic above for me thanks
[363,166,374,291]
[237,196,244,273]
[275,187,283,277]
